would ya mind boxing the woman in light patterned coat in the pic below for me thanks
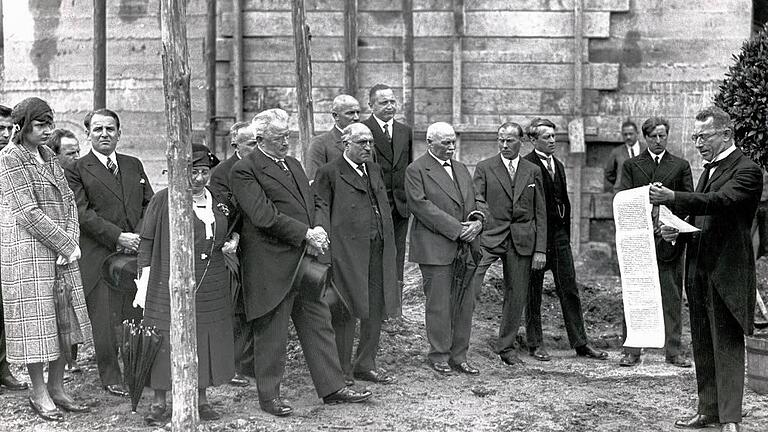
[0,97,92,422]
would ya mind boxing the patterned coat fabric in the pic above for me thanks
[0,143,92,364]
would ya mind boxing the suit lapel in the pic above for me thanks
[490,156,515,202]
[426,156,462,205]
[652,153,676,184]
[339,158,367,192]
[392,121,406,164]
[366,117,394,164]
[512,161,533,204]
[116,154,138,204]
[287,157,312,212]
[704,149,741,192]
[83,152,123,199]
[256,151,307,210]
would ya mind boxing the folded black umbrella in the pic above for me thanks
[120,319,163,412]
[450,242,480,334]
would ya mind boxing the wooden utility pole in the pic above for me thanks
[159,0,198,429]
[93,0,107,109]
[205,0,217,153]
[451,0,464,160]
[343,0,359,97]
[402,0,414,127]
[232,0,244,122]
[292,0,314,159]
[570,0,585,253]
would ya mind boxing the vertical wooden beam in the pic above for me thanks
[452,0,464,160]
[205,0,217,154]
[292,0,315,160]
[402,0,414,127]
[159,0,198,429]
[232,0,244,122]
[0,0,5,87]
[93,0,107,109]
[570,0,585,253]
[344,0,358,97]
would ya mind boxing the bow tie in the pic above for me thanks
[703,160,720,170]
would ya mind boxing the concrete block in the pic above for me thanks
[582,167,605,193]
[466,0,629,12]
[581,192,614,219]
[589,219,616,243]
[462,89,572,116]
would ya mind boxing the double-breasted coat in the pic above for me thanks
[313,157,400,319]
[0,143,92,363]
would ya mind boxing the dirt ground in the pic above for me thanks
[2,258,768,432]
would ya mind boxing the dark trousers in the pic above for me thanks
[419,262,476,364]
[496,247,532,355]
[526,227,588,349]
[688,271,744,423]
[392,209,409,283]
[250,291,345,401]
[332,236,385,376]
[86,280,138,386]
[622,255,684,357]
[233,312,254,376]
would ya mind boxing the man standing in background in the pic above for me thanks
[305,95,361,181]
[605,120,646,193]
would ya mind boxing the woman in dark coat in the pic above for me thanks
[137,144,237,425]
[0,97,92,421]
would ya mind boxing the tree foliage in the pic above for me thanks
[714,23,768,169]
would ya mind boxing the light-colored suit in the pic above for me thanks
[604,142,647,192]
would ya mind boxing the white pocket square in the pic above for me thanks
[140,179,146,184]
[527,183,535,188]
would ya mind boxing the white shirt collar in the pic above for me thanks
[343,152,365,176]
[258,146,284,162]
[627,141,640,156]
[372,114,394,133]
[91,149,118,169]
[334,124,345,134]
[500,154,520,171]
[428,149,450,166]
[648,149,666,160]
[710,144,737,165]
[534,149,553,161]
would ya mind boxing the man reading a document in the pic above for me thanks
[617,117,693,368]
[650,106,762,432]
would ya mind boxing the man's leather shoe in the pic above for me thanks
[575,344,608,360]
[104,384,129,397]
[674,413,719,429]
[619,353,641,367]
[431,361,452,374]
[52,397,90,413]
[449,361,480,375]
[720,422,739,432]
[28,397,64,422]
[666,355,692,368]
[1,374,28,390]
[354,369,396,384]
[229,373,250,387]
[500,353,524,366]
[529,347,551,362]
[322,387,372,404]
[259,398,293,417]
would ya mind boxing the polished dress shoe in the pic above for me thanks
[529,347,551,362]
[259,398,293,417]
[229,373,250,387]
[666,355,692,368]
[431,361,453,374]
[575,344,608,360]
[619,352,641,367]
[104,384,129,397]
[500,353,524,366]
[198,403,221,421]
[322,387,372,404]
[720,422,739,432]
[52,397,90,413]
[449,361,480,375]
[28,397,64,422]
[354,369,396,384]
[1,374,28,390]
[674,413,719,429]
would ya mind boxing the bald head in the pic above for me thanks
[426,122,456,161]
[331,95,361,129]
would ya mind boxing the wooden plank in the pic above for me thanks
[466,0,629,11]
[344,0,359,95]
[233,0,245,121]
[461,63,618,89]
[403,0,416,127]
[292,0,316,159]
[608,10,750,39]
[620,65,729,84]
[463,88,574,115]
[464,11,610,37]
[589,37,745,66]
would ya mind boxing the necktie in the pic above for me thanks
[443,161,454,180]
[654,155,660,165]
[507,159,516,182]
[541,156,555,179]
[106,156,119,177]
[276,159,290,174]
[359,165,368,179]
[696,161,719,192]
[383,123,392,142]
[629,147,635,158]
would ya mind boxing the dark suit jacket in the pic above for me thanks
[523,151,571,246]
[305,127,344,181]
[474,155,547,256]
[405,153,485,266]
[65,151,154,296]
[674,148,762,334]
[209,152,241,202]
[230,149,328,320]
[363,116,412,218]
[617,150,694,261]
[605,142,647,192]
[313,157,400,319]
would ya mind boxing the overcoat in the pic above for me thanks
[305,127,343,181]
[0,143,92,363]
[313,157,400,319]
[230,149,328,320]
[363,116,412,218]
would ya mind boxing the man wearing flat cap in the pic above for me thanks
[65,108,154,397]
[313,123,401,386]
[230,108,372,417]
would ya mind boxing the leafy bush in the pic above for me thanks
[714,23,768,169]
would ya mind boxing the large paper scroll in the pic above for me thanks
[613,185,665,348]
